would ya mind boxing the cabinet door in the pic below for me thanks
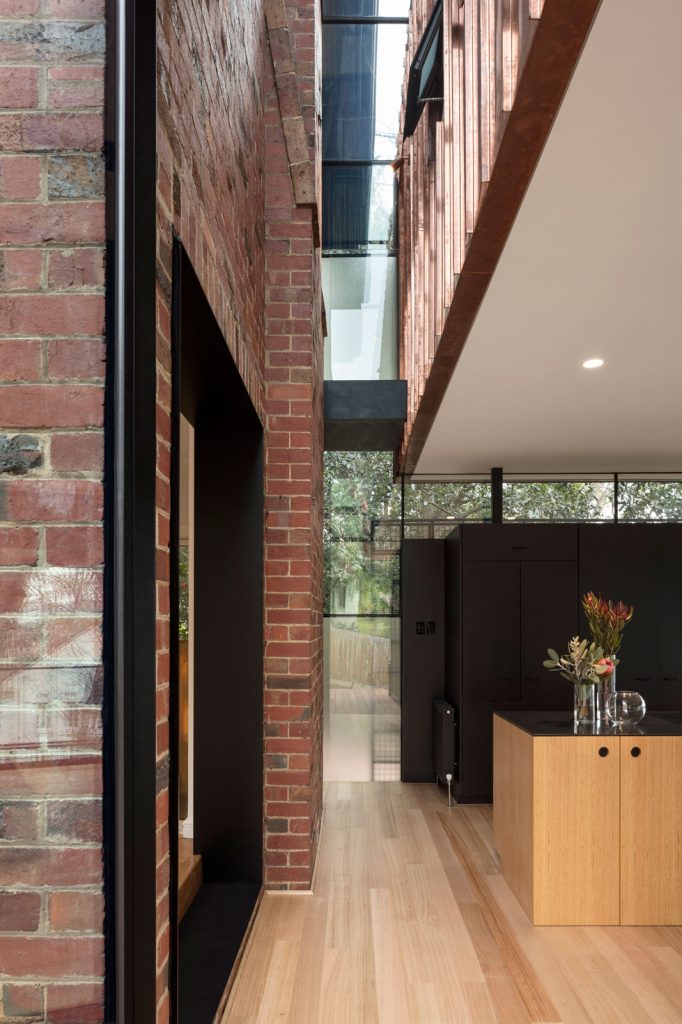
[533,737,620,925]
[579,525,659,707]
[521,561,578,707]
[620,737,682,925]
[462,524,577,562]
[462,560,519,702]
[458,701,523,801]
[659,526,682,710]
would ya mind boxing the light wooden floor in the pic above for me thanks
[222,783,682,1023]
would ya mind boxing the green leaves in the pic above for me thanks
[544,636,609,685]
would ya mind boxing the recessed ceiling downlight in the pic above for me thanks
[582,358,605,369]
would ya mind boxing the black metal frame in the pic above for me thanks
[105,0,158,1020]
[403,0,443,138]
[323,16,409,24]
[168,240,182,1022]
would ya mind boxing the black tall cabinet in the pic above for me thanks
[436,522,682,802]
[445,525,578,800]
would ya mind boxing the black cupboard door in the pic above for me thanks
[521,561,577,707]
[462,561,520,702]
[659,526,682,710]
[462,524,577,561]
[579,525,660,707]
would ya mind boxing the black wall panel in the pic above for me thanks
[579,525,659,706]
[401,540,444,782]
[659,526,682,709]
[521,560,577,706]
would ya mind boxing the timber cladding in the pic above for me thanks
[0,0,106,1021]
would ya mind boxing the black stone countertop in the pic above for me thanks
[494,710,682,737]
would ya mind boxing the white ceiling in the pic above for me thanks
[416,0,682,476]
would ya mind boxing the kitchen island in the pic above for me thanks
[493,710,682,925]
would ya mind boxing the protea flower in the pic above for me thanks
[582,592,634,655]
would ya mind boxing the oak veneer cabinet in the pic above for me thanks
[493,711,682,925]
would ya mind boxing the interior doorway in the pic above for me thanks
[171,241,264,1024]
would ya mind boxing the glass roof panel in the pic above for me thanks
[323,163,396,252]
[323,0,410,17]
[323,23,407,160]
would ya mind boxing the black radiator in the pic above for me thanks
[433,700,457,784]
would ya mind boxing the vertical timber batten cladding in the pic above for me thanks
[0,1,107,1022]
[397,0,601,473]
[156,0,322,1015]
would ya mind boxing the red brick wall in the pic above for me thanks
[155,0,322,1018]
[0,1,106,1022]
[262,0,324,890]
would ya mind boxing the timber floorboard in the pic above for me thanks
[221,783,682,1023]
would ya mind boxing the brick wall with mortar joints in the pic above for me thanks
[155,0,323,1016]
[262,0,323,890]
[155,2,268,1020]
[0,1,106,1022]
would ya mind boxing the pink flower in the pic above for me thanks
[595,657,615,677]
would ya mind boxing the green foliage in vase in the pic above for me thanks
[582,591,634,657]
[543,636,613,685]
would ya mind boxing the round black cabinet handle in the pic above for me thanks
[631,746,641,758]
[598,747,609,758]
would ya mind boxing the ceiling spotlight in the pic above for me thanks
[582,358,605,369]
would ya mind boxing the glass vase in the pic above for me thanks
[574,681,597,725]
[595,660,616,723]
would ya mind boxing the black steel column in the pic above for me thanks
[491,467,503,523]
[105,0,158,1020]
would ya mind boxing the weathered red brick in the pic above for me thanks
[48,890,103,933]
[0,891,41,931]
[22,113,103,151]
[45,983,104,1024]
[50,432,103,473]
[0,155,41,200]
[45,0,105,13]
[0,803,40,842]
[45,708,102,748]
[48,250,105,291]
[46,799,102,843]
[0,846,102,887]
[0,248,43,290]
[1,384,102,430]
[0,203,104,246]
[0,936,104,979]
[0,295,104,338]
[46,525,103,567]
[1,479,102,521]
[0,526,40,565]
[48,66,104,110]
[45,617,101,660]
[0,67,39,110]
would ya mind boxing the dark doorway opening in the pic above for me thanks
[171,241,263,1024]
